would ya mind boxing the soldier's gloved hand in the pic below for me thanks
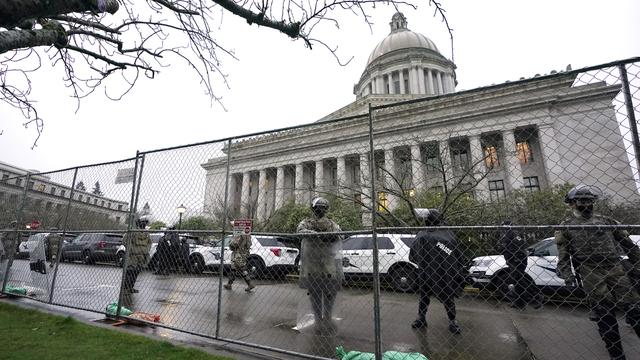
[564,275,577,287]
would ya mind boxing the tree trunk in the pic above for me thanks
[0,0,119,28]
[0,28,64,54]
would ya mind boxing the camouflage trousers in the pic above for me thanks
[580,261,640,307]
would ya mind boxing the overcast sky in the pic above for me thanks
[1,0,639,221]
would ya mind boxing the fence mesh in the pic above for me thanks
[1,58,640,360]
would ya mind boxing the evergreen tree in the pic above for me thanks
[75,181,86,192]
[92,181,104,196]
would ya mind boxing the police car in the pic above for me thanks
[468,235,640,296]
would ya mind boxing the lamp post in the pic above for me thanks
[177,204,186,230]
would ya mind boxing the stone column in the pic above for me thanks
[503,130,524,191]
[275,166,285,210]
[388,73,395,94]
[337,156,347,191]
[417,67,426,94]
[399,70,405,94]
[410,144,425,190]
[257,169,267,221]
[538,124,565,186]
[409,67,418,93]
[359,153,373,227]
[383,148,397,210]
[315,159,325,197]
[378,75,385,94]
[439,139,455,189]
[442,73,450,93]
[426,69,434,95]
[295,163,305,204]
[241,171,251,217]
[436,71,443,95]
[469,135,490,201]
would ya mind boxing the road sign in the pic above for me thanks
[232,219,252,235]
[115,167,135,184]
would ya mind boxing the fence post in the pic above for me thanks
[48,167,79,304]
[1,173,31,293]
[216,139,233,338]
[618,63,640,176]
[368,104,383,360]
[116,153,143,317]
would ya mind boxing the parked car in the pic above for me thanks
[60,233,123,265]
[468,235,640,297]
[341,234,418,292]
[19,232,76,260]
[211,235,299,278]
[116,233,203,272]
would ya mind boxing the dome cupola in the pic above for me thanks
[354,13,457,99]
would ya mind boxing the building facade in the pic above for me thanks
[201,13,638,224]
[0,161,129,226]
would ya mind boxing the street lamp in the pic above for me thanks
[177,204,186,230]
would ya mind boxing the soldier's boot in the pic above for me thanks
[223,279,233,290]
[596,308,626,360]
[448,319,462,335]
[240,270,255,292]
[411,318,427,329]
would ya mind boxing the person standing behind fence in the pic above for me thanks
[154,229,172,275]
[297,197,343,332]
[0,220,18,268]
[555,185,640,360]
[123,215,151,294]
[223,233,255,292]
[410,208,465,334]
[46,227,63,268]
[498,220,543,309]
[165,226,181,272]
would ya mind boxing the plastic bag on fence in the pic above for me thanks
[336,346,429,360]
[4,285,27,296]
[105,303,133,316]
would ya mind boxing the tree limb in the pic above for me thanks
[0,0,119,28]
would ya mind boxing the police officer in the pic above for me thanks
[223,234,255,291]
[409,208,465,334]
[555,185,640,360]
[46,227,63,268]
[297,197,343,331]
[498,220,543,309]
[0,220,19,267]
[165,225,181,272]
[123,215,152,294]
[154,229,172,275]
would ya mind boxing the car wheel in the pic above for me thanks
[247,257,266,279]
[190,254,205,274]
[116,251,125,267]
[82,250,93,265]
[389,265,416,292]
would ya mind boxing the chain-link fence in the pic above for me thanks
[1,58,640,360]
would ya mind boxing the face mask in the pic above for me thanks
[312,207,327,217]
[574,204,593,218]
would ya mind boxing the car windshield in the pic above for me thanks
[27,233,47,242]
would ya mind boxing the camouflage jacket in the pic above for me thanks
[124,231,151,266]
[230,234,251,268]
[297,216,344,287]
[555,214,640,279]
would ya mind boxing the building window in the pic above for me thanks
[403,70,409,93]
[107,202,111,208]
[15,178,22,187]
[450,140,470,171]
[353,193,362,205]
[118,204,123,211]
[100,200,104,207]
[404,188,416,198]
[28,180,35,189]
[37,184,46,192]
[523,176,540,191]
[60,190,66,197]
[1,174,8,181]
[516,141,534,164]
[94,199,98,205]
[483,146,500,169]
[377,192,388,211]
[78,195,83,201]
[50,187,56,195]
[489,180,505,201]
[424,143,440,174]
[329,165,337,186]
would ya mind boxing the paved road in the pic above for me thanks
[3,259,639,359]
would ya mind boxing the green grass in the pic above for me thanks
[0,302,233,360]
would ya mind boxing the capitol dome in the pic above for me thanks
[354,13,456,99]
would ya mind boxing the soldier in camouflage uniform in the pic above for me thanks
[297,197,343,331]
[0,221,19,268]
[555,185,640,360]
[223,234,255,291]
[123,215,152,294]
[46,227,63,268]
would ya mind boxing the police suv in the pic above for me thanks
[468,235,640,296]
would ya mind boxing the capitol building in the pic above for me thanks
[202,13,638,224]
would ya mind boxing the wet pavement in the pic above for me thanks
[3,259,640,360]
